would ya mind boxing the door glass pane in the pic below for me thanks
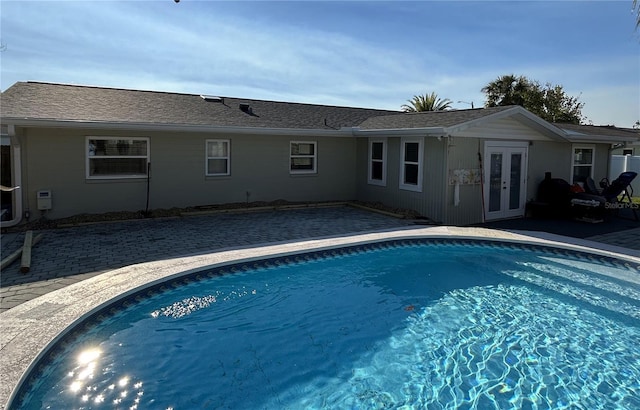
[509,153,522,210]
[489,153,502,212]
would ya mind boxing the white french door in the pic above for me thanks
[483,142,528,221]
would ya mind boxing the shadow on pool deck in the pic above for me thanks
[476,207,640,244]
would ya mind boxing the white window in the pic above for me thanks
[572,145,594,184]
[399,138,423,192]
[290,141,317,174]
[86,137,149,179]
[206,139,230,176]
[368,138,387,186]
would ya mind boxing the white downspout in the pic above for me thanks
[1,125,23,227]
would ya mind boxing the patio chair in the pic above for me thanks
[600,171,638,220]
[583,177,601,195]
[571,171,638,221]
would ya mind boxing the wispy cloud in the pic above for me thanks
[1,1,638,125]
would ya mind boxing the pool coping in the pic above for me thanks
[2,226,639,409]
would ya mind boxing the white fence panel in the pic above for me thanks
[610,155,640,180]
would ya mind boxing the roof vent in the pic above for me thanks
[239,103,252,114]
[200,95,223,102]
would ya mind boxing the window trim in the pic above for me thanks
[86,136,150,180]
[367,138,387,186]
[289,141,317,175]
[571,144,595,184]
[399,137,424,192]
[205,139,231,176]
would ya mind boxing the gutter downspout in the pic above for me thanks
[1,125,23,228]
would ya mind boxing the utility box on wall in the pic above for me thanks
[37,190,52,210]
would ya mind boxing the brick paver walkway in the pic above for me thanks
[1,206,412,312]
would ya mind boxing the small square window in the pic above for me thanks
[571,145,594,184]
[206,139,230,176]
[290,141,317,174]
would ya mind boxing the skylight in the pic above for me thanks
[200,95,222,102]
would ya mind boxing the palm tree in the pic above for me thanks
[635,0,640,29]
[401,92,452,112]
[481,74,531,107]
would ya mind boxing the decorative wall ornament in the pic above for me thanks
[448,168,481,185]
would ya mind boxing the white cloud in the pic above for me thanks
[2,1,638,127]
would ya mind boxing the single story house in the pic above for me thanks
[1,81,638,228]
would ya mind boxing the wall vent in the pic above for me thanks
[239,103,252,114]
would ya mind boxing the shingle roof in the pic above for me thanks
[554,123,640,139]
[0,81,398,130]
[5,82,632,143]
[358,105,516,129]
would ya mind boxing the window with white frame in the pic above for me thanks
[290,141,316,174]
[87,137,149,179]
[368,138,387,186]
[400,138,423,192]
[206,139,230,176]
[572,145,594,184]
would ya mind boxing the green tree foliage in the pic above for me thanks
[401,92,452,112]
[482,74,585,124]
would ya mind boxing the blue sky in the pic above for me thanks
[1,0,638,127]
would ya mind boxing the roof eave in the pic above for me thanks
[351,127,447,137]
[565,135,639,144]
[1,118,355,137]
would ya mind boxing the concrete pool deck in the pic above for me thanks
[1,206,640,408]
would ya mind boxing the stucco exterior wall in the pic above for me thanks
[18,127,357,219]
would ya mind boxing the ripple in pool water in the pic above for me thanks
[14,242,640,409]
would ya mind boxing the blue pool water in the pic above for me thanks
[11,240,640,409]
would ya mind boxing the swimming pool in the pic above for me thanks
[7,238,640,409]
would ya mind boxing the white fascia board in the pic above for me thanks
[0,118,355,137]
[352,127,446,137]
[565,135,639,144]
